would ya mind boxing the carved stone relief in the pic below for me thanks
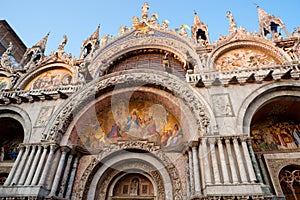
[35,106,55,127]
[211,93,234,117]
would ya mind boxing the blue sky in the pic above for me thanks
[1,0,299,57]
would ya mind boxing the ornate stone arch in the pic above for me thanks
[236,82,300,135]
[0,106,32,143]
[89,29,202,78]
[207,38,292,70]
[75,141,183,200]
[14,62,77,90]
[43,69,216,143]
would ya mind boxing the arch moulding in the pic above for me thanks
[75,141,183,200]
[0,105,32,143]
[42,69,216,144]
[89,30,202,77]
[236,81,300,135]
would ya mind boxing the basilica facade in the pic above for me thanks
[0,3,300,200]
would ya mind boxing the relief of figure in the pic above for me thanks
[130,178,139,195]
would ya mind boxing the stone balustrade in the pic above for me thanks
[186,63,300,86]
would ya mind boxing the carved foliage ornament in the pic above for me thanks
[43,70,208,143]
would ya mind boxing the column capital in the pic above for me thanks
[189,140,199,148]
[50,144,59,151]
[61,146,71,153]
[217,137,224,144]
[208,137,216,144]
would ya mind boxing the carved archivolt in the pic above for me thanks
[208,40,292,70]
[75,141,183,200]
[14,63,78,90]
[43,69,213,143]
[89,29,201,77]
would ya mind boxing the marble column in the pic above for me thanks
[241,137,257,183]
[233,137,248,183]
[247,139,263,183]
[218,138,230,184]
[65,156,79,199]
[25,145,43,185]
[39,144,57,186]
[191,142,201,194]
[58,153,74,197]
[12,145,30,185]
[209,138,220,184]
[32,145,48,185]
[19,145,36,185]
[188,148,195,195]
[4,145,25,186]
[49,147,69,196]
[225,138,238,183]
[201,138,211,185]
[185,152,191,197]
[257,154,271,186]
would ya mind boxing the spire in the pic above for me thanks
[191,10,210,45]
[79,25,101,59]
[256,5,271,25]
[32,32,50,53]
[193,10,202,26]
[90,24,100,41]
[256,5,290,38]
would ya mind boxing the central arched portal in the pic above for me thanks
[82,149,176,200]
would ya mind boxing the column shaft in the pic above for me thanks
[32,146,48,185]
[201,138,211,185]
[39,145,56,186]
[65,156,79,199]
[188,149,195,195]
[58,154,73,197]
[218,138,230,184]
[192,146,201,194]
[50,149,68,196]
[12,145,30,185]
[4,146,24,186]
[233,138,248,183]
[25,145,43,185]
[247,140,263,183]
[225,139,238,183]
[257,154,271,186]
[241,139,257,183]
[209,139,220,184]
[19,145,36,185]
[185,153,191,197]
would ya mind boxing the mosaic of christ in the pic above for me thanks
[75,100,184,151]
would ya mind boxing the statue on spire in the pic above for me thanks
[142,2,149,21]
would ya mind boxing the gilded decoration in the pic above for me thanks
[72,100,184,152]
[215,48,280,71]
[0,76,10,90]
[24,69,73,90]
[251,122,300,152]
